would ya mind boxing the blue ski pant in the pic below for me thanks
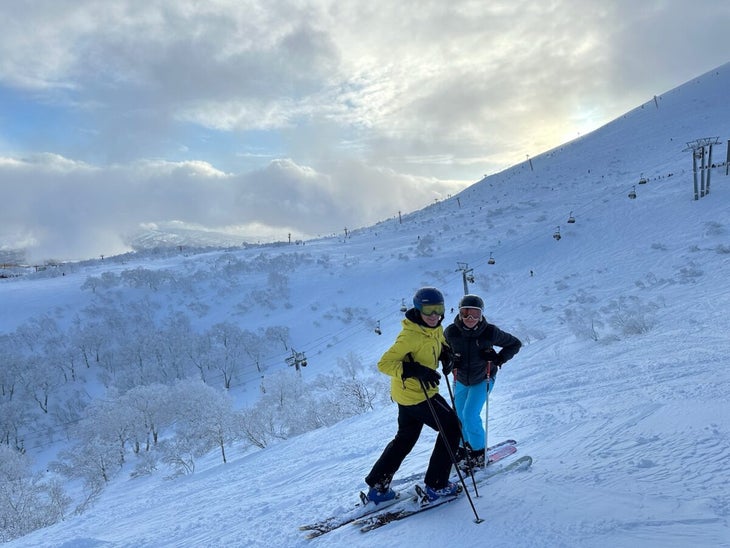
[453,378,494,451]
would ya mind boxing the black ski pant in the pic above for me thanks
[365,393,461,490]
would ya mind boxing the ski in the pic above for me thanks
[358,490,457,533]
[391,438,516,488]
[357,455,533,533]
[486,438,517,450]
[299,492,404,539]
[298,439,519,539]
[479,442,517,468]
[467,453,532,485]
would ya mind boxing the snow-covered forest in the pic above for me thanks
[1,63,729,547]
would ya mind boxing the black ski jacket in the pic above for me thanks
[443,315,521,387]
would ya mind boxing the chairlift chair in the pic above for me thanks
[567,211,576,224]
[553,226,561,241]
[488,252,495,265]
[638,177,647,185]
[628,186,637,199]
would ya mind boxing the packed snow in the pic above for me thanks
[2,63,730,547]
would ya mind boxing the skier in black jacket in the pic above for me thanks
[443,294,521,468]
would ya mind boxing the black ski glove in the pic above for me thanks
[402,360,441,389]
[480,348,503,366]
[442,352,461,376]
[439,347,453,375]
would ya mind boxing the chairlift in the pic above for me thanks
[400,299,408,313]
[638,176,647,185]
[287,351,307,368]
[374,320,382,335]
[466,274,475,283]
[487,252,495,265]
[628,186,637,199]
[567,211,576,224]
[553,226,561,241]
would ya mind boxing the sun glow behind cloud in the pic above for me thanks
[1,1,729,261]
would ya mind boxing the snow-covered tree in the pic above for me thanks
[121,383,177,453]
[0,445,70,542]
[51,397,131,498]
[208,322,247,389]
[161,379,238,473]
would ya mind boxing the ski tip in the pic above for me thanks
[512,455,533,469]
[301,527,327,538]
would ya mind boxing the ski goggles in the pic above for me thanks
[419,303,445,316]
[459,308,482,321]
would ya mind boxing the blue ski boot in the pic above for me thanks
[424,481,458,502]
[366,483,396,504]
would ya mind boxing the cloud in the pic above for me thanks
[0,153,458,261]
[1,0,729,260]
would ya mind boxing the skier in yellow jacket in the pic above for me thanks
[364,287,461,503]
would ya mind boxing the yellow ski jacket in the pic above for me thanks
[377,312,447,405]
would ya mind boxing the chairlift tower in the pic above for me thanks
[683,137,719,200]
[456,262,475,295]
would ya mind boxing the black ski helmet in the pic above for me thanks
[459,294,484,311]
[413,286,444,311]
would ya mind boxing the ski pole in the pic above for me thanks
[443,371,479,495]
[418,378,483,524]
[485,361,491,453]
[443,360,458,409]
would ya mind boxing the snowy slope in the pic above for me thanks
[1,64,729,547]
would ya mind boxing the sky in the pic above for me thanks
[1,0,730,263]
[2,61,729,547]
